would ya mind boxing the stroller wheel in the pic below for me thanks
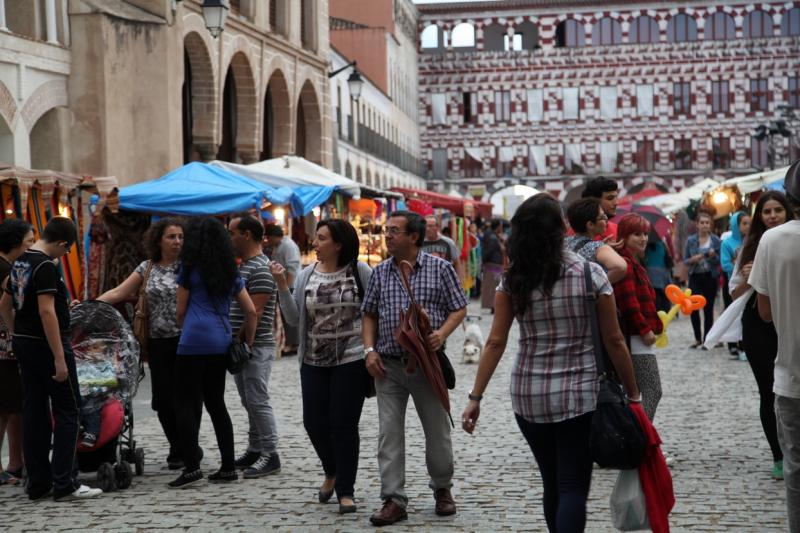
[115,461,133,490]
[134,448,145,476]
[97,463,116,493]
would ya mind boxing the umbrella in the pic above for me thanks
[614,204,672,241]
[394,260,453,426]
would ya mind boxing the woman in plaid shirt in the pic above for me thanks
[462,194,640,533]
[613,214,664,421]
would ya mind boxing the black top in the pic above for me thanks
[0,256,10,286]
[482,233,503,265]
[5,250,70,339]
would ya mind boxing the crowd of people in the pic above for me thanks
[0,168,799,531]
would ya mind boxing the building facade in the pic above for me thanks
[417,0,800,200]
[1,0,332,187]
[329,0,425,190]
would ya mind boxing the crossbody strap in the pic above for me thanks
[583,262,606,377]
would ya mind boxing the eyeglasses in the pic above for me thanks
[384,226,408,236]
[596,215,609,222]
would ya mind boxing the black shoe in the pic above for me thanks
[339,501,357,514]
[243,453,281,478]
[234,451,261,470]
[167,453,184,470]
[28,486,53,501]
[168,469,203,489]
[208,469,238,483]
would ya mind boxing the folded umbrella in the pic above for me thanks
[394,260,453,426]
[614,203,673,241]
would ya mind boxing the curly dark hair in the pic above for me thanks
[507,193,565,315]
[180,217,239,297]
[738,191,795,268]
[143,217,184,262]
[0,219,33,254]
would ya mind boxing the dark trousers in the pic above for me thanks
[14,337,81,499]
[300,359,368,499]
[516,412,594,533]
[148,336,180,456]
[653,288,670,314]
[174,354,234,472]
[688,272,717,342]
[741,297,783,463]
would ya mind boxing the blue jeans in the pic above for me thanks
[515,412,594,533]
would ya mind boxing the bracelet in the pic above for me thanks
[628,396,642,404]
[468,392,483,402]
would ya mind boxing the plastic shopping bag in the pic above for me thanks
[610,469,650,531]
[703,287,752,348]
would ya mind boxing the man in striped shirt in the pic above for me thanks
[228,215,280,478]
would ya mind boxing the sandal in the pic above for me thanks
[0,471,21,486]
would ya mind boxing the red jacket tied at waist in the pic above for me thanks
[630,402,674,533]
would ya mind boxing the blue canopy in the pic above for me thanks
[119,162,298,216]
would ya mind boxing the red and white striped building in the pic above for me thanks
[417,0,800,200]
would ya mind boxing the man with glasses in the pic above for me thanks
[362,211,468,526]
[0,217,102,501]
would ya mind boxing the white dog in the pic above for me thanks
[462,316,485,364]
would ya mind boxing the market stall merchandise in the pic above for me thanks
[391,187,493,219]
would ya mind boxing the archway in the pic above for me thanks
[483,23,506,51]
[182,32,216,161]
[0,114,13,164]
[218,52,257,162]
[30,107,68,170]
[489,185,539,218]
[264,69,292,158]
[296,80,322,163]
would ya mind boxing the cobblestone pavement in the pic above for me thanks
[0,302,789,532]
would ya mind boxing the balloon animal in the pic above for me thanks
[654,284,707,348]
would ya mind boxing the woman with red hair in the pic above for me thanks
[614,213,664,421]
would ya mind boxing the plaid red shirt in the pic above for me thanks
[613,250,663,338]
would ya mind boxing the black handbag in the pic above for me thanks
[583,262,646,470]
[438,349,456,390]
[226,341,252,375]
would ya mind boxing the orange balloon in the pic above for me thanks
[665,285,684,305]
[689,295,707,311]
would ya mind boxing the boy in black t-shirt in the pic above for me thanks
[0,217,102,501]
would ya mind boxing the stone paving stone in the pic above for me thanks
[0,303,790,531]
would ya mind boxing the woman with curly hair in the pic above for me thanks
[729,191,795,479]
[168,217,257,489]
[99,217,186,465]
[461,193,640,532]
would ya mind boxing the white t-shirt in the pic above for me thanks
[749,220,800,399]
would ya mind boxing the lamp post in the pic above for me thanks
[754,120,792,170]
[328,61,364,146]
[202,0,229,38]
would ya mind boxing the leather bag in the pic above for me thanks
[133,261,153,356]
[583,262,646,470]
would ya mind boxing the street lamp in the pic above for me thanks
[202,0,229,38]
[755,120,792,169]
[328,61,364,102]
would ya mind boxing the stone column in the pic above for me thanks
[61,0,69,45]
[239,151,260,164]
[195,143,220,162]
[0,0,7,31]
[45,0,58,44]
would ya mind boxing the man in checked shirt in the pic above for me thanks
[362,210,467,526]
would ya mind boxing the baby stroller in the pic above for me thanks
[70,300,144,492]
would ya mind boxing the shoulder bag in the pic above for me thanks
[133,261,153,357]
[212,292,251,375]
[583,262,646,470]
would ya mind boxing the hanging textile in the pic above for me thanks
[528,146,547,176]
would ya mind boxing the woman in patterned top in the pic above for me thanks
[565,197,627,283]
[683,207,721,348]
[461,194,640,533]
[613,214,664,422]
[98,218,186,467]
[271,219,372,515]
[0,219,35,486]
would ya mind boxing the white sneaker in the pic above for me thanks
[55,484,103,501]
[663,453,676,467]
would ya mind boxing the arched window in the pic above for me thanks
[667,13,698,42]
[592,17,622,45]
[451,23,475,48]
[483,23,506,51]
[555,19,585,47]
[705,12,736,40]
[421,24,439,49]
[344,161,352,178]
[629,15,659,44]
[781,8,800,36]
[514,21,539,50]
[744,10,774,38]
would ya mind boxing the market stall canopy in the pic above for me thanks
[391,187,493,218]
[639,178,721,215]
[118,162,296,216]
[210,156,361,209]
[717,166,790,195]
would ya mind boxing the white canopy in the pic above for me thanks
[640,177,721,215]
[210,156,362,198]
[718,166,789,195]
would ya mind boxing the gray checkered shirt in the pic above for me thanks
[361,251,468,357]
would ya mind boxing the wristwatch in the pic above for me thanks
[364,346,376,357]
[468,391,483,402]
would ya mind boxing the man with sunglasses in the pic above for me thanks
[0,217,101,501]
[362,210,467,526]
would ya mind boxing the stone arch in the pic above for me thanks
[219,51,259,161]
[0,110,14,164]
[20,80,68,132]
[515,20,539,50]
[183,30,218,161]
[344,160,352,178]
[263,68,292,159]
[295,79,322,164]
[451,22,475,48]
[483,23,507,51]
[555,18,585,47]
[355,165,362,183]
[29,106,68,171]
[559,179,587,202]
[421,23,441,51]
[0,80,18,130]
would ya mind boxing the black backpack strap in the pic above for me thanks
[583,262,606,377]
